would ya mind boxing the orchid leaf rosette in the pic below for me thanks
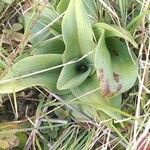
[0,0,138,128]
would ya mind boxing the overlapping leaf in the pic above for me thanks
[57,0,97,21]
[71,74,122,122]
[57,0,97,92]
[0,54,63,94]
[57,59,91,90]
[57,0,70,14]
[95,29,138,96]
[93,23,138,48]
[82,0,97,20]
[24,4,61,45]
[31,38,65,55]
[24,13,51,45]
[62,0,96,63]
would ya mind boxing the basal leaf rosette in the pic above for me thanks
[0,0,138,128]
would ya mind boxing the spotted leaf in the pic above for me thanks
[95,29,138,97]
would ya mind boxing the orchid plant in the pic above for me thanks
[0,0,138,128]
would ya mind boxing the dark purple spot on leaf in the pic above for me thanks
[113,72,119,83]
[102,79,110,96]
[97,69,115,97]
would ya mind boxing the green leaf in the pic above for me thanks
[37,4,62,34]
[24,12,51,45]
[93,23,138,48]
[57,59,91,90]
[95,30,138,97]
[14,53,30,63]
[31,38,65,55]
[57,0,70,14]
[71,73,122,122]
[24,4,61,45]
[63,94,94,122]
[62,0,96,63]
[126,10,150,32]
[0,54,63,94]
[57,0,97,19]
[82,0,97,20]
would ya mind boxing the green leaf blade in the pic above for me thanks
[57,59,91,90]
[57,0,70,14]
[71,74,122,122]
[0,54,63,94]
[93,23,138,48]
[62,0,96,63]
[95,32,138,96]
[31,38,65,55]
